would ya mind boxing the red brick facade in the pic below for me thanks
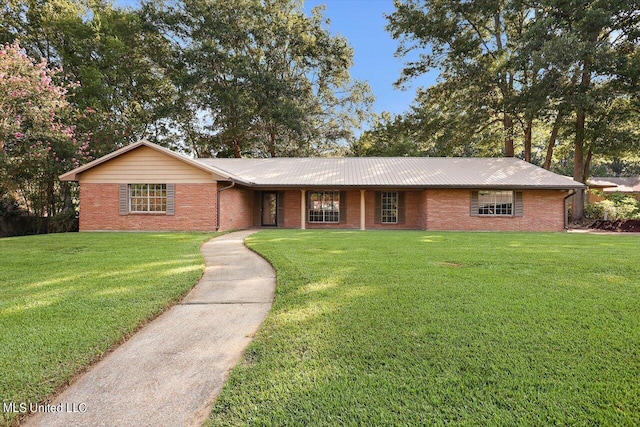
[79,183,217,231]
[79,184,568,233]
[249,188,565,231]
[424,189,566,232]
[219,185,253,231]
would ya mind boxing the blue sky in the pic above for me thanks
[303,0,437,116]
[117,0,438,117]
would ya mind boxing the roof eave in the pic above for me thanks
[239,183,586,190]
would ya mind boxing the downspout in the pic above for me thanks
[563,190,577,230]
[216,179,236,231]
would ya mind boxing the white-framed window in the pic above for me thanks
[381,191,398,223]
[308,191,340,223]
[129,184,167,213]
[478,190,513,216]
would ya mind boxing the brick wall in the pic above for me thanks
[277,188,565,232]
[365,190,423,230]
[425,189,566,232]
[218,185,253,231]
[282,190,302,228]
[79,183,217,231]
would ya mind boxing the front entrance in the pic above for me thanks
[261,192,278,226]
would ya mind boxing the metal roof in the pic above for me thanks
[589,177,640,192]
[197,157,584,189]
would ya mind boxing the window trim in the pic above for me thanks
[475,190,514,217]
[308,191,340,223]
[470,188,524,218]
[128,183,168,214]
[381,191,399,224]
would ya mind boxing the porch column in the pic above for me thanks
[360,190,366,230]
[300,189,306,230]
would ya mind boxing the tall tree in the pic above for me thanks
[387,0,640,220]
[387,0,535,157]
[524,0,640,219]
[143,0,373,157]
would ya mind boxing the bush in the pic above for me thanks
[48,210,79,233]
[585,192,640,220]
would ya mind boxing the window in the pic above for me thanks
[478,191,513,216]
[129,184,167,213]
[381,192,398,223]
[308,191,340,223]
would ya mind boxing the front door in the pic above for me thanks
[261,192,278,226]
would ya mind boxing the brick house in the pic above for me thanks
[60,140,585,232]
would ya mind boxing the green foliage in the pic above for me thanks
[209,230,640,426]
[382,0,640,182]
[143,0,373,157]
[585,192,640,220]
[0,232,213,426]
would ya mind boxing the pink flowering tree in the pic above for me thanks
[0,42,88,225]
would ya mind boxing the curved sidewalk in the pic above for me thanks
[25,229,275,427]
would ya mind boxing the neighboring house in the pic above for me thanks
[587,177,640,203]
[60,140,585,232]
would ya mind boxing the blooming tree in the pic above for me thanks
[0,42,88,221]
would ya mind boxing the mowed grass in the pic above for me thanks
[0,232,213,425]
[210,230,640,426]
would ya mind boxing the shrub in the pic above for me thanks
[585,192,640,220]
[48,210,79,233]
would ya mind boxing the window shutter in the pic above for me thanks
[514,191,523,216]
[374,191,382,224]
[339,191,347,223]
[253,192,262,226]
[277,192,285,227]
[397,191,406,224]
[470,191,479,216]
[119,184,128,215]
[166,184,175,215]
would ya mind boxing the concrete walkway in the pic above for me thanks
[25,230,275,427]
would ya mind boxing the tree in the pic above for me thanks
[1,0,177,156]
[0,42,87,220]
[522,0,640,219]
[387,0,537,157]
[387,0,640,220]
[143,0,373,157]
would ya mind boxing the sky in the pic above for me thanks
[117,0,438,117]
[302,0,437,116]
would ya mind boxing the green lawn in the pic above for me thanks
[0,232,213,426]
[209,230,640,426]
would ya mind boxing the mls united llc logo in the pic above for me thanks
[3,401,87,414]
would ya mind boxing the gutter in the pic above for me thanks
[563,190,577,230]
[216,179,236,231]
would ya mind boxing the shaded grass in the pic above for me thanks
[0,232,213,425]
[209,231,640,426]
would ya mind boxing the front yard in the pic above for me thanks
[209,230,640,426]
[0,232,213,426]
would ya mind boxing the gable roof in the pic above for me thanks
[60,140,584,189]
[197,157,584,189]
[588,177,640,192]
[59,140,237,182]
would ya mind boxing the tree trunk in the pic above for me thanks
[572,110,586,221]
[583,149,593,181]
[269,128,277,158]
[233,138,241,158]
[524,116,533,163]
[503,112,514,157]
[571,65,591,222]
[543,111,563,170]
